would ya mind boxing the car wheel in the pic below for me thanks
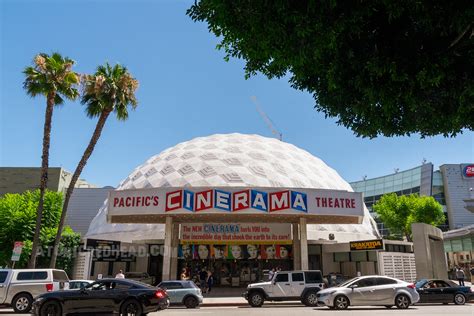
[184,296,198,309]
[303,291,319,307]
[120,299,143,316]
[248,292,264,307]
[12,293,33,313]
[454,293,466,305]
[395,294,410,309]
[334,295,349,310]
[39,300,62,316]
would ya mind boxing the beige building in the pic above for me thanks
[0,167,96,197]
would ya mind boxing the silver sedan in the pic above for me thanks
[317,275,420,310]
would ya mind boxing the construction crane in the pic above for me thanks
[250,96,283,141]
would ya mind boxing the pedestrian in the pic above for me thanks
[207,271,214,293]
[199,268,208,292]
[268,268,275,281]
[180,268,188,281]
[115,269,125,279]
[456,266,465,286]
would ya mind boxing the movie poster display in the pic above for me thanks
[179,244,292,259]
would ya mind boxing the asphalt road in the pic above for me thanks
[0,304,473,316]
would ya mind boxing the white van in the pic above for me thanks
[0,269,69,313]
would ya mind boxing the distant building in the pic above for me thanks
[0,167,96,196]
[350,163,474,236]
[0,167,103,236]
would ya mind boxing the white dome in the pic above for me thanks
[86,133,379,242]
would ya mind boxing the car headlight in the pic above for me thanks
[320,291,336,296]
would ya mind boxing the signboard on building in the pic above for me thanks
[107,186,364,218]
[11,241,23,262]
[461,164,474,179]
[180,223,292,244]
[350,239,384,251]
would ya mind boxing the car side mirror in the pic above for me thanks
[349,284,358,289]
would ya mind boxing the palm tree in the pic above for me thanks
[49,63,138,268]
[23,53,79,268]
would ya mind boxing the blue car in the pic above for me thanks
[158,280,203,308]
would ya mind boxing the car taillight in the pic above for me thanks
[46,283,53,292]
[155,290,166,298]
[407,283,416,289]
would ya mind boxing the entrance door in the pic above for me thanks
[149,244,163,284]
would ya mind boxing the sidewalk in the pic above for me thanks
[201,297,303,307]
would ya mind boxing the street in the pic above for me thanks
[0,304,473,316]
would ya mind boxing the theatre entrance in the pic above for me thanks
[178,259,293,287]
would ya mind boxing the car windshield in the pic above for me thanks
[337,277,359,287]
[415,279,428,288]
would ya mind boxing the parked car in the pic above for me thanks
[243,270,325,307]
[415,279,473,305]
[68,280,93,290]
[124,272,155,285]
[317,275,420,310]
[31,278,169,316]
[158,280,203,308]
[0,268,69,313]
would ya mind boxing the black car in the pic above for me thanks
[415,279,473,305]
[31,278,169,315]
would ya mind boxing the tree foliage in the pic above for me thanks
[23,52,79,268]
[49,63,138,268]
[187,1,474,137]
[0,190,81,274]
[372,193,445,241]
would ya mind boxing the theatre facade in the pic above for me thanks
[81,134,413,285]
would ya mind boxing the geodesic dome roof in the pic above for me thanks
[86,133,379,242]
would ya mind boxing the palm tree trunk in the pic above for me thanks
[28,91,56,269]
[49,110,111,268]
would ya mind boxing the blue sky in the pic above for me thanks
[1,0,472,187]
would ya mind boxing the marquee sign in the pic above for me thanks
[107,186,364,218]
[180,223,292,244]
[350,239,384,251]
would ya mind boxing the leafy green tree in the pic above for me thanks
[187,1,473,137]
[23,53,80,268]
[0,190,80,274]
[49,63,139,268]
[373,193,445,241]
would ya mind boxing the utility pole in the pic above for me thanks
[250,96,283,141]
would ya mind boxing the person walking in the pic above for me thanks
[206,271,214,293]
[115,269,125,279]
[199,268,208,292]
[180,268,188,281]
[268,268,276,281]
[456,266,465,286]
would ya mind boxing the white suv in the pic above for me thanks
[243,270,325,307]
[0,269,69,313]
